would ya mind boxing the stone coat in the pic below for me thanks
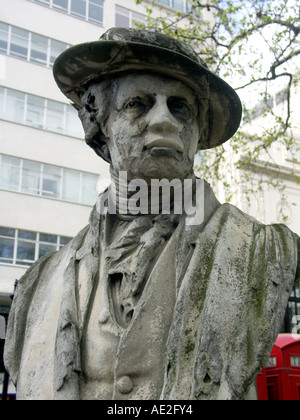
[4,182,300,400]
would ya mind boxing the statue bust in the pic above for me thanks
[4,28,300,400]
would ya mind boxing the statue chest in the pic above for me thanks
[80,236,178,400]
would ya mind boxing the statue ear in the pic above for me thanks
[198,126,209,150]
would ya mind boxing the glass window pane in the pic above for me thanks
[81,173,98,205]
[0,22,9,53]
[65,106,84,137]
[71,0,86,18]
[30,33,48,65]
[0,86,4,116]
[26,95,45,128]
[34,0,50,5]
[39,243,57,258]
[10,27,29,59]
[0,155,20,191]
[22,160,41,195]
[46,100,64,132]
[60,236,72,246]
[0,227,15,238]
[49,39,68,66]
[295,281,300,298]
[16,240,35,262]
[0,237,14,263]
[18,230,36,240]
[157,0,169,7]
[53,0,68,12]
[88,1,103,24]
[62,169,80,202]
[116,7,130,27]
[173,0,185,11]
[42,164,60,198]
[40,233,58,243]
[5,89,25,124]
[132,12,145,27]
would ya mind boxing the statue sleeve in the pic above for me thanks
[4,254,52,385]
[162,204,299,400]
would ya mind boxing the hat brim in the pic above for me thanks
[53,40,242,150]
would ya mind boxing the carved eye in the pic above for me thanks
[168,97,191,120]
[125,99,146,112]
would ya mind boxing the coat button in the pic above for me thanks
[117,376,133,394]
[98,310,109,324]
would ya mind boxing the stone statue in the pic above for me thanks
[4,28,300,400]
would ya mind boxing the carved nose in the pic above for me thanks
[147,103,179,135]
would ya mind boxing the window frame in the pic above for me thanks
[0,86,84,138]
[155,0,191,13]
[30,0,104,26]
[0,154,99,206]
[115,5,145,28]
[0,22,70,68]
[0,227,72,267]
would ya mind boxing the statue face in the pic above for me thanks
[104,74,200,182]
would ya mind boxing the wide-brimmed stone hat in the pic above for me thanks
[53,27,242,150]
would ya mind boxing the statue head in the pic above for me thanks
[53,28,242,181]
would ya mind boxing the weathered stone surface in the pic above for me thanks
[4,28,300,400]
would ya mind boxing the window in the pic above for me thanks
[0,227,72,267]
[5,89,26,125]
[70,0,86,19]
[0,228,15,265]
[63,169,80,202]
[88,0,103,24]
[31,0,104,25]
[30,33,48,65]
[0,22,8,53]
[156,0,191,12]
[22,160,41,195]
[10,27,29,60]
[266,356,277,367]
[42,164,60,198]
[283,277,300,334]
[0,22,69,68]
[291,356,300,367]
[46,100,64,133]
[65,105,84,137]
[53,0,68,12]
[0,154,99,205]
[49,39,69,66]
[26,95,45,128]
[82,172,98,205]
[0,87,84,138]
[116,6,145,28]
[0,155,20,192]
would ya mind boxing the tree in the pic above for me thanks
[136,0,300,219]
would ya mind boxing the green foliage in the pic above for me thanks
[136,0,300,217]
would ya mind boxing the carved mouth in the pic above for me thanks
[149,147,182,160]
